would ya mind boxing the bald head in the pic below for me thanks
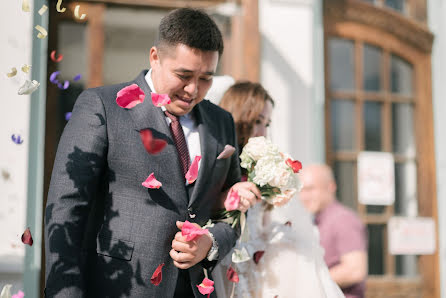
[299,164,337,215]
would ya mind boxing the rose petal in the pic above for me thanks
[226,266,239,283]
[253,250,265,264]
[12,290,24,298]
[181,220,208,241]
[142,173,162,189]
[56,0,66,12]
[22,0,31,12]
[139,129,167,155]
[196,278,214,295]
[1,284,12,298]
[11,134,24,145]
[284,221,292,227]
[286,158,302,173]
[151,92,171,107]
[185,155,201,184]
[49,71,60,84]
[18,80,40,95]
[50,50,63,63]
[57,80,70,90]
[232,247,250,263]
[21,227,33,246]
[73,74,82,81]
[38,5,48,15]
[150,263,164,286]
[35,25,47,39]
[224,189,240,211]
[116,84,145,109]
[7,67,17,78]
[65,112,72,121]
[74,5,87,20]
[21,64,31,73]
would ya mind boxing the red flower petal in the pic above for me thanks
[150,263,165,286]
[185,155,201,184]
[197,277,214,295]
[286,158,302,173]
[139,129,167,155]
[181,220,208,241]
[50,50,63,62]
[284,221,292,227]
[21,227,33,246]
[151,92,171,107]
[142,173,162,189]
[224,189,240,211]
[116,84,145,109]
[253,250,265,264]
[226,266,239,283]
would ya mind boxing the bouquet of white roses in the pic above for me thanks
[240,136,303,206]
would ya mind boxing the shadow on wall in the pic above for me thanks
[44,147,144,297]
[261,34,312,162]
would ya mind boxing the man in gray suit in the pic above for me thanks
[44,8,259,297]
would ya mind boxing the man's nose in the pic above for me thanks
[184,80,198,97]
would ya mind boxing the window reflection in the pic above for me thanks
[329,38,355,91]
[364,101,382,151]
[392,103,415,157]
[334,161,356,210]
[391,55,413,96]
[363,44,381,92]
[331,100,356,151]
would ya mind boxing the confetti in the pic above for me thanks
[35,25,48,39]
[50,50,63,62]
[73,74,82,81]
[21,64,31,73]
[65,112,72,121]
[50,71,60,84]
[11,134,24,145]
[12,290,25,298]
[74,5,86,20]
[56,0,66,13]
[57,80,69,90]
[18,80,40,95]
[22,0,31,12]
[21,228,33,246]
[6,67,17,78]
[38,5,48,15]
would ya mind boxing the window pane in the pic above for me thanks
[396,255,418,277]
[386,0,406,12]
[395,162,417,216]
[391,55,413,96]
[392,103,415,157]
[367,205,386,214]
[368,224,385,275]
[363,44,381,92]
[331,100,356,151]
[364,101,382,151]
[334,161,356,210]
[329,38,355,91]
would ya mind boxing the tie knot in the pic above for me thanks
[164,110,179,122]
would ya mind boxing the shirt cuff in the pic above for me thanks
[206,231,219,261]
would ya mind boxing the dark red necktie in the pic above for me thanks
[164,110,190,177]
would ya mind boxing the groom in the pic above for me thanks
[44,8,259,297]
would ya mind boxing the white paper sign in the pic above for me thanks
[358,151,395,205]
[388,217,436,255]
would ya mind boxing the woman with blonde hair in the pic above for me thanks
[213,81,344,298]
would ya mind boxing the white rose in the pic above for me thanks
[242,136,279,161]
[271,188,297,207]
[268,162,292,188]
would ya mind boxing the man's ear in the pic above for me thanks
[149,46,160,68]
[328,181,337,195]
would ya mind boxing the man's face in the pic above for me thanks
[299,169,334,215]
[150,43,219,116]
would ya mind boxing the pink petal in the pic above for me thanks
[21,228,33,246]
[224,189,240,211]
[185,155,201,184]
[253,250,265,264]
[197,278,215,295]
[226,266,239,283]
[142,173,162,189]
[181,220,208,241]
[116,84,145,109]
[12,290,25,298]
[150,263,164,286]
[151,92,171,107]
[139,129,167,155]
[286,158,302,173]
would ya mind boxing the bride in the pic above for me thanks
[213,81,344,298]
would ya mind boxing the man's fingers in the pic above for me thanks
[172,239,195,254]
[173,260,192,269]
[176,221,184,230]
[169,249,194,263]
[247,183,262,200]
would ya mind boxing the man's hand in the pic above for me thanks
[230,182,262,213]
[170,221,213,269]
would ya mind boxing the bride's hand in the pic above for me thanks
[230,182,262,212]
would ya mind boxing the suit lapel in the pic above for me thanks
[188,103,218,208]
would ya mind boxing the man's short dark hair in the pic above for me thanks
[156,8,224,56]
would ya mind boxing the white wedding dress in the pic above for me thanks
[213,198,345,298]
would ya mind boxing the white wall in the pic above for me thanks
[428,0,446,297]
[259,0,323,164]
[0,0,34,293]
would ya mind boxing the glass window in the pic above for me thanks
[363,44,381,91]
[368,224,385,275]
[364,101,382,151]
[329,38,355,91]
[396,255,418,277]
[385,0,406,12]
[334,161,356,210]
[392,103,415,157]
[391,55,413,96]
[331,100,356,151]
[394,162,417,216]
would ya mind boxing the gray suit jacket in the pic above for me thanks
[44,70,241,297]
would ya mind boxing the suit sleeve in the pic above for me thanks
[206,113,241,268]
[44,89,108,297]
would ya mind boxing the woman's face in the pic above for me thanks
[251,100,273,138]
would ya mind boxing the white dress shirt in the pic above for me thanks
[145,69,202,181]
